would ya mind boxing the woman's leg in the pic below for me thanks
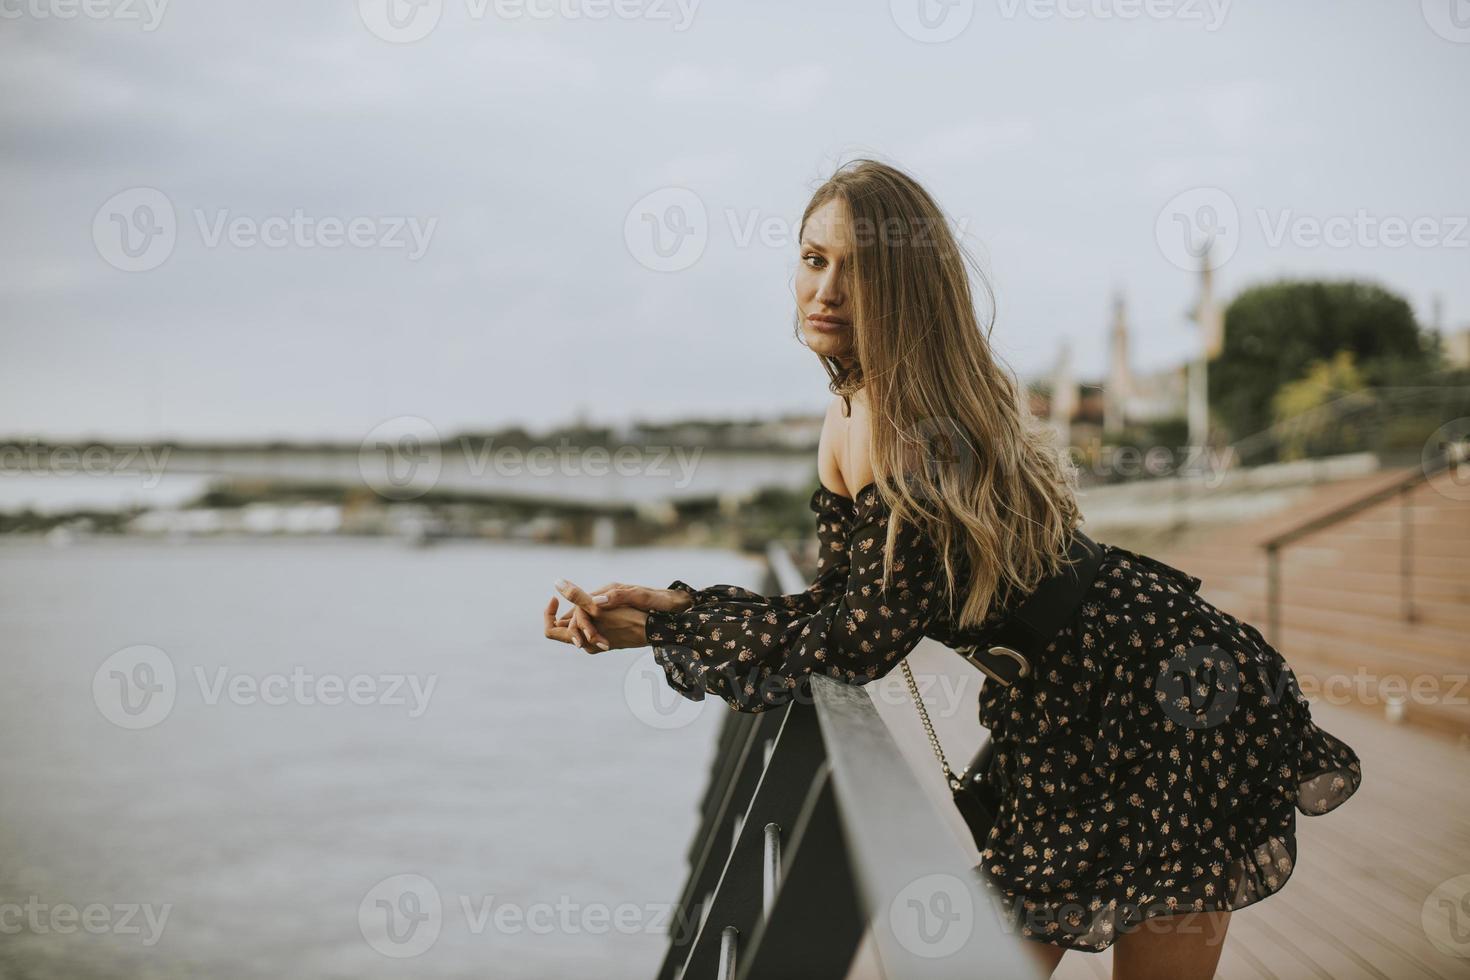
[1111,909,1231,980]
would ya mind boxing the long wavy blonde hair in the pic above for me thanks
[797,158,1083,629]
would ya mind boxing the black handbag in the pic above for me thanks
[899,529,1105,853]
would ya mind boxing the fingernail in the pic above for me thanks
[572,635,582,647]
[592,595,608,604]
[596,641,610,650]
[554,578,569,592]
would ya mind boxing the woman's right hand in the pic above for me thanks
[587,582,695,614]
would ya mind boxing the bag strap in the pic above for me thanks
[901,529,1106,790]
[900,658,964,790]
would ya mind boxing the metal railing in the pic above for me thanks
[1261,444,1467,644]
[653,545,1038,980]
[1230,384,1470,469]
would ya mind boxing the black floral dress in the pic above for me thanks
[644,480,1363,953]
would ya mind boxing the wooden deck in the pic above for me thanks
[1052,698,1470,979]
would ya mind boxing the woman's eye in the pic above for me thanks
[802,253,825,268]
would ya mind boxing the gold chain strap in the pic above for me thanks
[900,659,963,792]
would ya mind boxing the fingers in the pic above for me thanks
[543,596,575,647]
[554,578,608,617]
[548,586,611,651]
[595,585,637,610]
[567,606,609,651]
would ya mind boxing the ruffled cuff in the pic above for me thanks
[645,607,707,701]
[666,579,700,602]
[665,578,746,612]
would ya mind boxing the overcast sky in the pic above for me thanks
[2,0,1467,441]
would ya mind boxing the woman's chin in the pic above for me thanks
[803,328,852,359]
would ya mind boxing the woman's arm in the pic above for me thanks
[658,484,857,617]
[644,481,949,713]
[667,394,868,617]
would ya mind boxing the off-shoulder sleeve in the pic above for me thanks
[659,485,857,617]
[644,482,949,713]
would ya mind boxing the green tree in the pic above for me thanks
[1270,350,1368,460]
[1210,279,1434,442]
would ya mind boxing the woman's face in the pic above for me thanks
[796,198,855,361]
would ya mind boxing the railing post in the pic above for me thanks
[1400,483,1415,624]
[716,926,738,980]
[761,822,781,920]
[1266,542,1282,645]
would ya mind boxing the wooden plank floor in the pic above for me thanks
[1052,699,1470,980]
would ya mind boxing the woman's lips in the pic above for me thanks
[807,314,850,333]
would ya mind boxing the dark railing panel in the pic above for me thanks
[675,698,830,978]
[810,678,1038,979]
[735,762,864,980]
[657,709,783,980]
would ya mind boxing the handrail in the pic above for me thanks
[1229,384,1470,468]
[1261,443,1467,643]
[653,543,1039,980]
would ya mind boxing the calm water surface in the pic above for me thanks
[0,537,766,979]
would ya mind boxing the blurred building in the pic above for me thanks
[1034,292,1189,439]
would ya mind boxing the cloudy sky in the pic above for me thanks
[2,0,1467,441]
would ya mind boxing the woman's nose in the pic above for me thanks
[815,272,844,307]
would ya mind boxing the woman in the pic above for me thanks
[541,159,1362,978]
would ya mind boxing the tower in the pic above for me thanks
[1104,290,1131,436]
[1050,338,1077,448]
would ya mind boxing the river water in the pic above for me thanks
[0,536,766,979]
